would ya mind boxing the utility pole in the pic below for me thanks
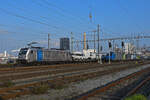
[112,40,115,52]
[48,33,50,49]
[84,32,86,50]
[93,30,96,53]
[136,33,140,53]
[71,32,73,52]
[97,24,100,55]
[77,42,79,51]
[136,36,140,52]
[97,24,102,64]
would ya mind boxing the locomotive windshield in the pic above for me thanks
[72,54,83,56]
[19,48,28,55]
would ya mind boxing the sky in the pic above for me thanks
[0,0,150,54]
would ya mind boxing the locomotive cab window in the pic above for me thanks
[30,50,33,54]
[90,52,92,56]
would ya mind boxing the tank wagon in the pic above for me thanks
[18,47,72,64]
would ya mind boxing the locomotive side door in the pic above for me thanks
[37,49,43,62]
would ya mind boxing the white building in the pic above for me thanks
[124,43,135,54]
[0,51,17,64]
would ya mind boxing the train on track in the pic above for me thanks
[17,46,141,64]
[18,47,72,64]
[17,47,99,64]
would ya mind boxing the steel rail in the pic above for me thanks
[74,66,150,100]
[124,76,150,98]
[0,63,145,100]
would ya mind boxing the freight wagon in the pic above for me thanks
[101,52,117,62]
[105,52,116,61]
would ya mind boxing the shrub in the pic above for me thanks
[32,84,49,94]
[125,94,147,100]
[50,83,67,90]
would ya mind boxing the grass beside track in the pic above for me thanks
[125,94,147,100]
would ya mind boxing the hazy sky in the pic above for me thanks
[0,0,150,53]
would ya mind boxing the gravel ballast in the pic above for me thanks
[13,64,150,100]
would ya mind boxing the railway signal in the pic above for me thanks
[100,46,103,51]
[48,34,50,49]
[109,42,112,48]
[108,41,111,64]
[121,41,124,60]
[122,41,124,48]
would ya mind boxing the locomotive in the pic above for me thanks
[18,47,72,64]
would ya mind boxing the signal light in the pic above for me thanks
[122,41,124,47]
[108,42,112,48]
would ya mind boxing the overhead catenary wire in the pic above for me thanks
[0,24,51,39]
[0,24,53,46]
[0,8,74,39]
[41,0,97,26]
[0,29,18,34]
[4,0,97,37]
[6,1,83,33]
[0,0,121,51]
[5,1,62,25]
[5,0,90,34]
[31,0,95,30]
[0,7,59,30]
[117,0,144,33]
[0,24,42,33]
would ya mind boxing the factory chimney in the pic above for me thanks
[84,32,86,50]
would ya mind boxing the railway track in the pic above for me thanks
[72,64,150,100]
[0,62,130,75]
[0,61,146,82]
[12,63,147,86]
[0,60,144,73]
[0,63,148,99]
[0,62,147,85]
[0,62,128,75]
[121,73,150,99]
[0,61,148,100]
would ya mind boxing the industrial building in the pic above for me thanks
[60,38,70,50]
[124,43,135,54]
[0,51,17,64]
